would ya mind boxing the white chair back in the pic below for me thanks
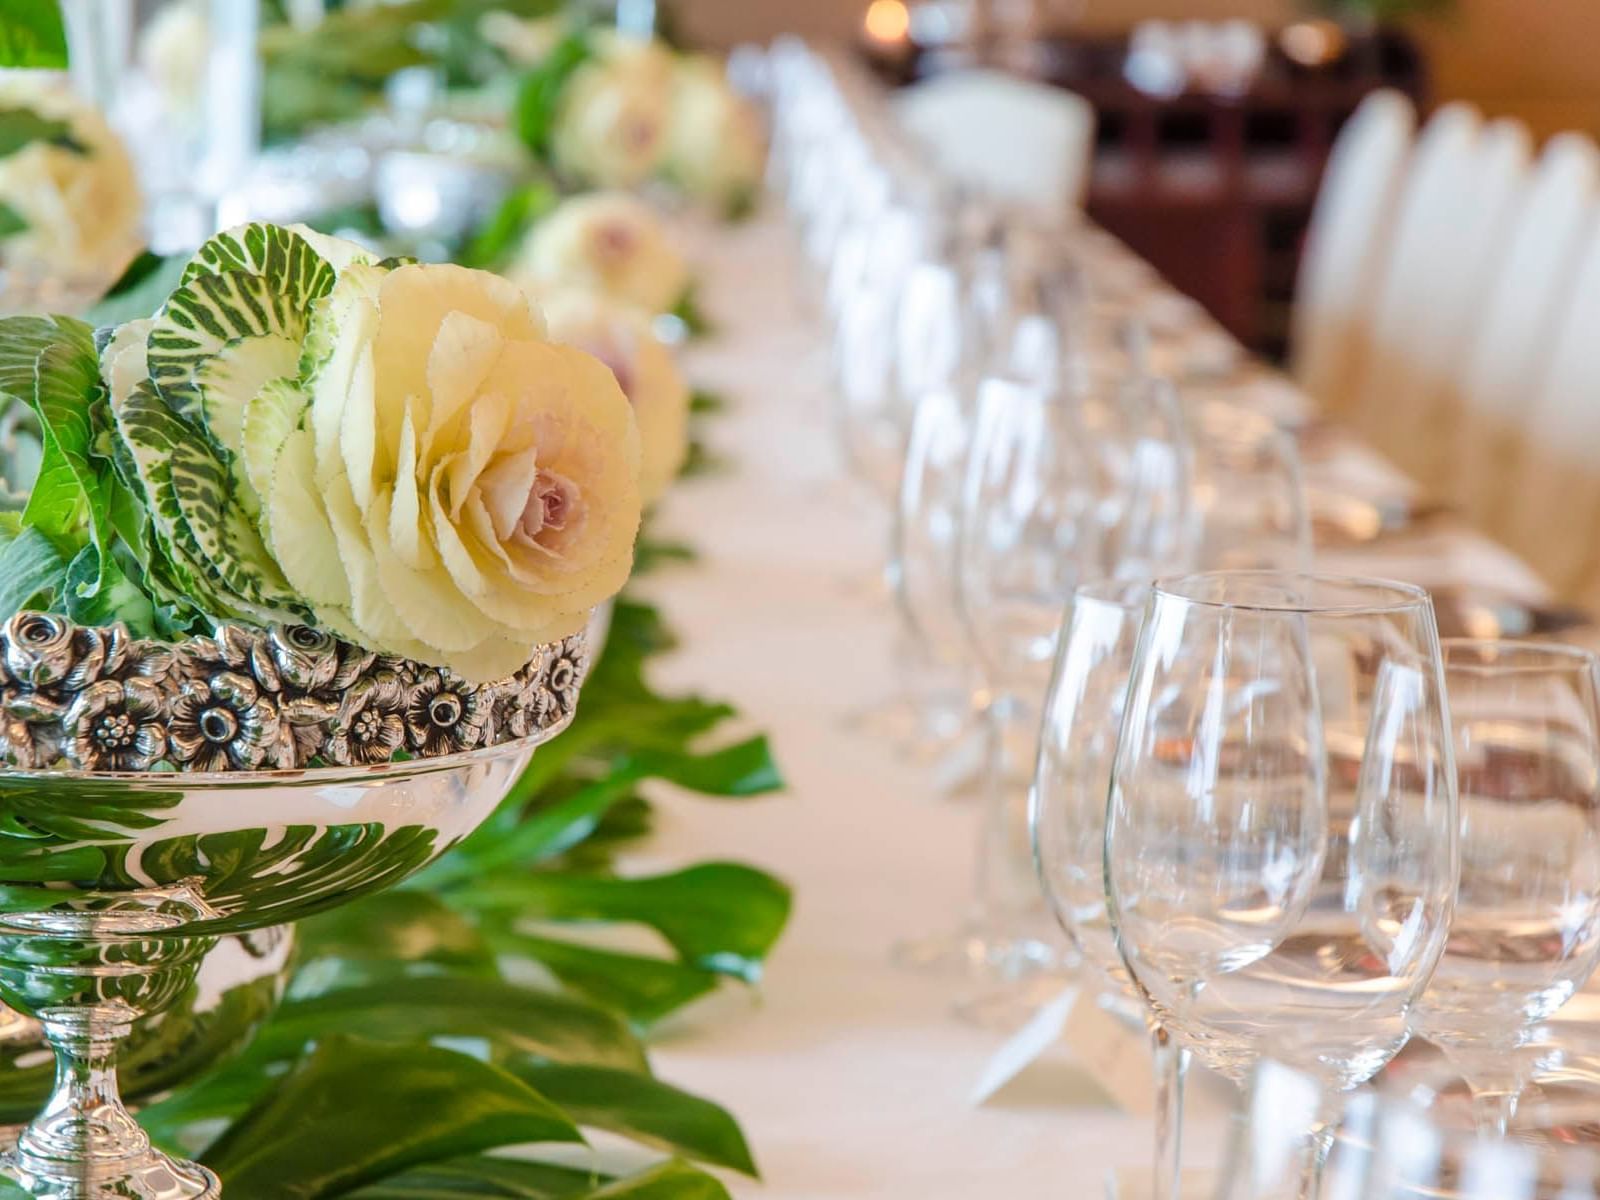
[892,69,1095,219]
[1291,89,1416,410]
[1502,207,1600,602]
[1450,133,1600,521]
[1346,107,1532,493]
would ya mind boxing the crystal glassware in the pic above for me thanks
[1031,579,1195,1200]
[1106,572,1460,1192]
[1222,1038,1600,1200]
[0,611,589,1198]
[1185,400,1312,573]
[1408,639,1600,1135]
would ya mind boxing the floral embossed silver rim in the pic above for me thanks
[0,612,587,773]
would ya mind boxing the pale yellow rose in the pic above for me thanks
[0,77,141,282]
[549,34,673,188]
[260,261,643,681]
[510,191,689,317]
[666,55,766,213]
[538,289,690,506]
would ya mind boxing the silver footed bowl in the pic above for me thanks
[0,612,588,1200]
[0,926,294,1127]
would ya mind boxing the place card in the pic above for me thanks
[1060,991,1162,1116]
[969,982,1164,1118]
[969,985,1080,1106]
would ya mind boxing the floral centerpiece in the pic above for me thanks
[0,73,141,303]
[1,220,644,775]
[0,219,647,1198]
[504,18,765,217]
[509,189,689,319]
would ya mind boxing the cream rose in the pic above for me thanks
[665,55,766,214]
[0,77,141,283]
[510,191,689,317]
[103,224,642,683]
[549,33,673,189]
[282,262,641,680]
[538,289,690,506]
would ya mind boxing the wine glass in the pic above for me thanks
[829,205,931,506]
[872,259,990,757]
[890,374,1098,992]
[1033,579,1197,1200]
[1186,400,1312,572]
[1408,639,1600,1135]
[0,612,591,1198]
[1222,1039,1600,1200]
[1106,572,1460,1191]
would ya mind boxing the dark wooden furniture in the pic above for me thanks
[869,28,1427,360]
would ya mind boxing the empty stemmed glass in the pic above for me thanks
[1106,572,1460,1194]
[1186,401,1313,573]
[1221,1041,1600,1200]
[893,374,1097,988]
[1032,579,1197,1200]
[1408,639,1600,1135]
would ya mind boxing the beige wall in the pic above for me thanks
[675,0,1600,140]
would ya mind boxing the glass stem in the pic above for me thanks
[1469,1082,1522,1139]
[1151,1023,1189,1200]
[970,690,1008,945]
[1295,1088,1344,1200]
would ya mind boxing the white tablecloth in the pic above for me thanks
[632,211,1564,1197]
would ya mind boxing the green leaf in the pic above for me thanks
[294,889,499,984]
[0,106,81,157]
[0,3,67,70]
[84,252,188,327]
[26,328,105,549]
[514,31,592,158]
[250,975,649,1072]
[688,389,726,416]
[669,287,712,338]
[452,863,793,984]
[0,523,65,617]
[512,1064,757,1177]
[419,771,642,888]
[353,1155,600,1198]
[580,1160,732,1200]
[632,537,695,575]
[462,181,559,271]
[486,931,719,1028]
[0,315,97,548]
[0,200,24,238]
[201,1037,585,1199]
[625,735,783,798]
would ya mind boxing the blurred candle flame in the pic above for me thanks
[863,0,911,46]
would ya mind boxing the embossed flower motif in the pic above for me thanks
[404,670,490,758]
[0,691,67,768]
[169,672,289,773]
[61,678,167,772]
[263,625,377,764]
[487,672,553,744]
[326,671,408,766]
[538,636,587,722]
[1,612,167,691]
[0,614,172,768]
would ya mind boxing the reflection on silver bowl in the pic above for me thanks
[0,615,590,1199]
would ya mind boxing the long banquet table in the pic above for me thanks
[630,187,1566,1196]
